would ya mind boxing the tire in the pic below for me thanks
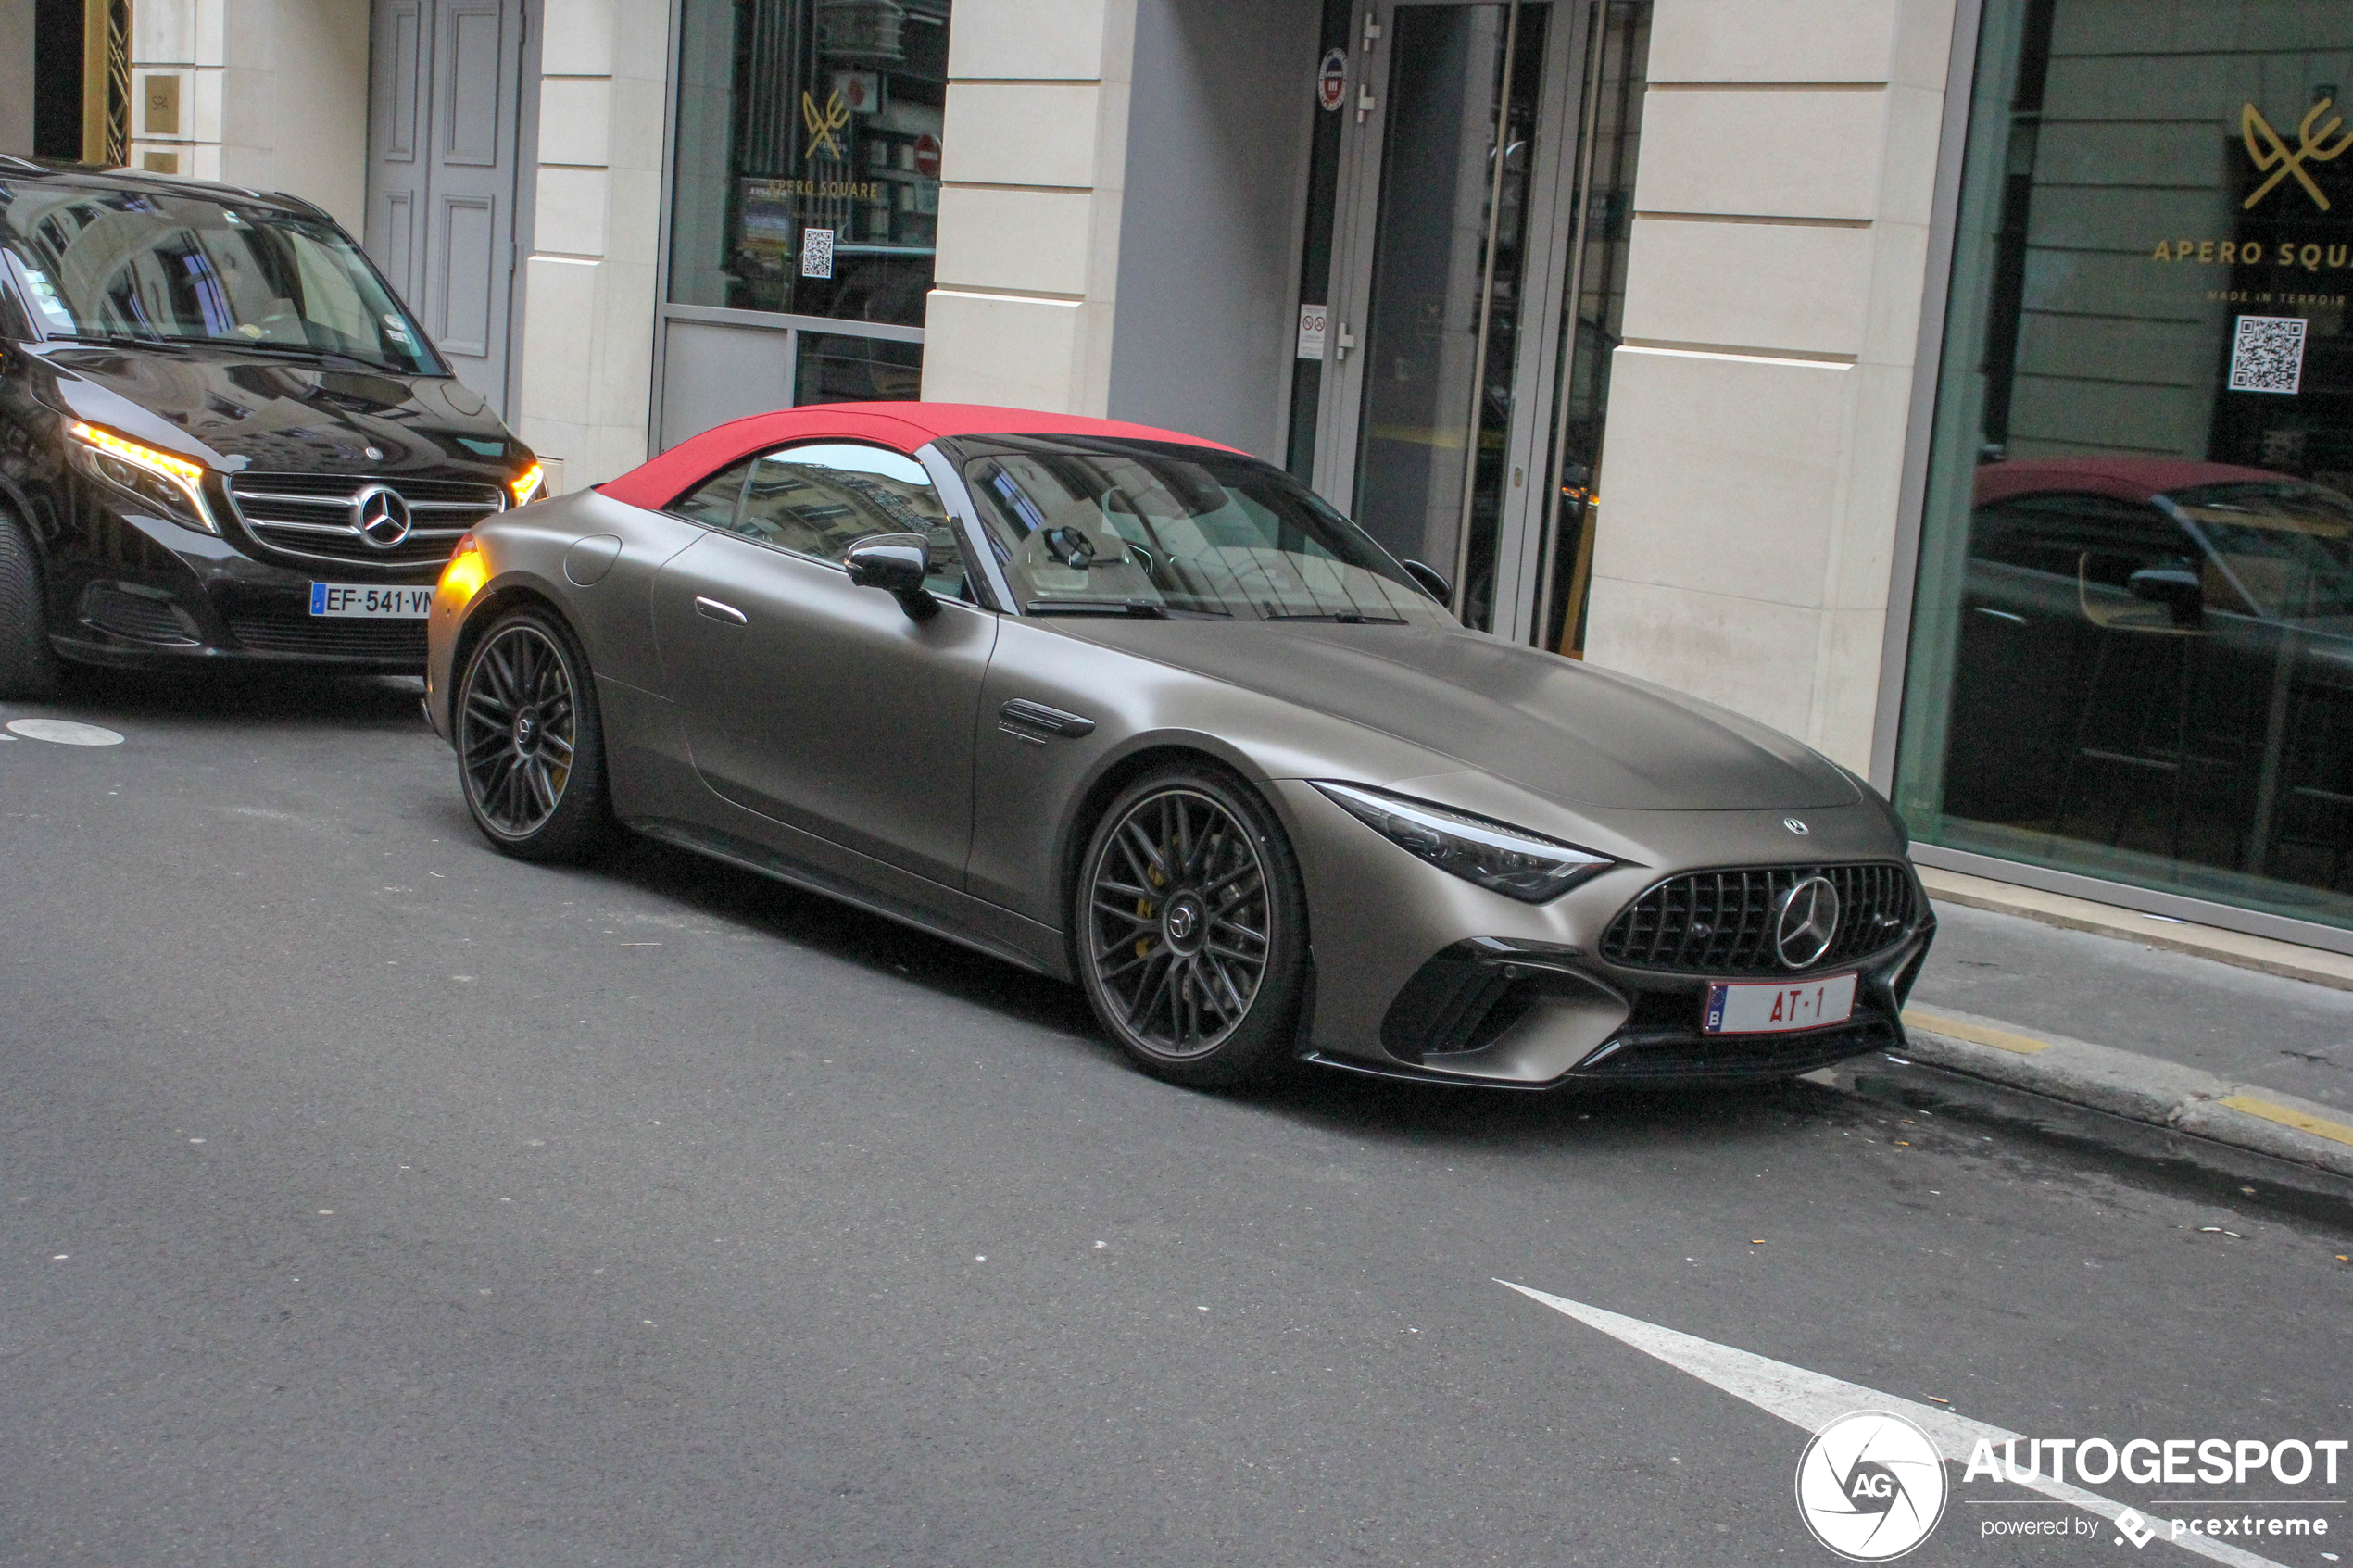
[454,604,610,862]
[0,505,58,701]
[1074,762,1309,1087]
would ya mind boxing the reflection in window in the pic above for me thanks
[797,331,924,404]
[1897,0,2353,930]
[672,443,969,596]
[670,0,950,327]
[963,438,1452,626]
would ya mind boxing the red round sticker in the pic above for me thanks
[913,133,942,180]
[1317,47,1347,112]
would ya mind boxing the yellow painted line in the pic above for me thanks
[1901,1010,2052,1056]
[2219,1094,2353,1149]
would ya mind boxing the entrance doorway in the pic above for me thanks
[1305,0,1645,647]
[364,0,530,416]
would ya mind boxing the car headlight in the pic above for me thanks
[1312,781,1615,902]
[67,420,218,534]
[509,462,544,507]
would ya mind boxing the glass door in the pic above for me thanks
[1313,0,1586,634]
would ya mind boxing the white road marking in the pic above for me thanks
[6,718,124,746]
[1497,1280,2289,1568]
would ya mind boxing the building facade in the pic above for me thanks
[5,0,2352,953]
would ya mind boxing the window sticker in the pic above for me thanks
[2228,314,2307,395]
[21,269,76,329]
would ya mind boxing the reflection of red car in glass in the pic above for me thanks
[1951,457,2353,883]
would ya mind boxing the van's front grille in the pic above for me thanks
[1600,863,1919,975]
[226,473,500,566]
[225,608,429,660]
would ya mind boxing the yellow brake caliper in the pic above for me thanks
[1136,860,1165,958]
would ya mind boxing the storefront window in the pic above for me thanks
[669,0,949,327]
[1897,0,2353,929]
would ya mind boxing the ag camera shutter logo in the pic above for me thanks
[1795,1411,1949,1561]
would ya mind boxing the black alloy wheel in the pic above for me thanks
[456,607,610,861]
[0,505,59,699]
[1076,765,1308,1086]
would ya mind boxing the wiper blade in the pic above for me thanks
[1025,598,1170,618]
[1265,611,1407,624]
[194,339,398,372]
[44,332,165,348]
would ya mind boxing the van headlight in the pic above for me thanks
[68,420,217,534]
[1312,782,1615,902]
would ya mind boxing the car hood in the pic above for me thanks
[1054,619,1862,811]
[28,343,523,477]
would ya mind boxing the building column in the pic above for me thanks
[510,0,667,491]
[920,0,1139,414]
[126,0,369,230]
[1580,0,1955,772]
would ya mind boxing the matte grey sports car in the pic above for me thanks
[423,402,1932,1089]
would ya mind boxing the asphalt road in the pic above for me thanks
[4,672,2350,1568]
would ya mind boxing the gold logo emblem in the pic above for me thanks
[2241,99,2353,211]
[800,89,851,162]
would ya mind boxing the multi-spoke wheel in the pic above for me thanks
[456,606,610,861]
[1076,765,1307,1086]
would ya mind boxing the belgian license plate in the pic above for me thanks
[1703,973,1857,1035]
[310,583,433,618]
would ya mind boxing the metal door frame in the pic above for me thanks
[1310,0,1591,641]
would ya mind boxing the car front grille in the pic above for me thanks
[1599,862,1919,975]
[225,608,428,660]
[226,472,501,566]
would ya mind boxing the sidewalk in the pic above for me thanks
[1872,892,2353,1190]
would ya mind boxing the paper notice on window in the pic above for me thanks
[1296,304,1328,361]
[800,227,837,280]
[2228,314,2306,395]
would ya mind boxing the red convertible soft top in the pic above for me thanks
[597,402,1241,512]
[1972,456,2286,509]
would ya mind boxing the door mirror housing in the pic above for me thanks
[845,533,938,619]
[1401,558,1452,605]
[2127,565,2203,626]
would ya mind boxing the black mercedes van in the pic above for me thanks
[0,157,539,696]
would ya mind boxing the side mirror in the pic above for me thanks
[2127,566,2203,626]
[845,533,938,619]
[1401,558,1452,604]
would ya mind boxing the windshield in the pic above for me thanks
[2171,482,2353,621]
[962,437,1452,625]
[1,182,438,375]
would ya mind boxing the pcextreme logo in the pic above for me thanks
[1795,1411,1950,1561]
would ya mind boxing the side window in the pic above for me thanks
[1970,494,2194,586]
[667,458,754,528]
[734,443,970,596]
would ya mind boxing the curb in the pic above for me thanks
[1896,1005,2353,1183]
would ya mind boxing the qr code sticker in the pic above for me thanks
[799,226,836,281]
[2229,315,2306,395]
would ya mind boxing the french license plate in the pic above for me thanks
[1703,973,1857,1035]
[310,583,433,619]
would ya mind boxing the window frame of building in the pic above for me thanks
[1879,0,2353,955]
[650,0,949,456]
